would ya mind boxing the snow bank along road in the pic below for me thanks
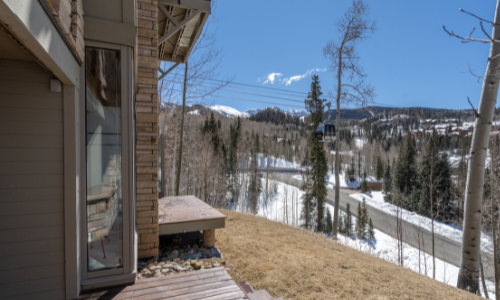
[274,175,497,281]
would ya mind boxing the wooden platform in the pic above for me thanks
[79,267,248,299]
[158,196,226,235]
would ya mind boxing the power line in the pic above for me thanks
[161,75,406,109]
[166,88,305,108]
[162,79,306,104]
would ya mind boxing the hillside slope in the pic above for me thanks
[216,210,481,300]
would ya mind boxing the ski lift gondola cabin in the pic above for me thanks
[316,123,336,142]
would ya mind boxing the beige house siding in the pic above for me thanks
[0,60,66,300]
[136,0,160,259]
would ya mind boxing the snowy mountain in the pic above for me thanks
[286,109,307,117]
[210,105,250,118]
[206,105,307,119]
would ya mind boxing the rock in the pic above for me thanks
[153,273,163,277]
[173,258,180,263]
[166,250,179,261]
[149,266,157,271]
[194,262,202,270]
[206,264,212,269]
[163,263,173,268]
[159,261,165,266]
[162,269,169,274]
[137,273,143,280]
[222,261,227,266]
[154,269,162,274]
[173,265,184,271]
[213,263,220,268]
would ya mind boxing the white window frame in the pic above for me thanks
[79,41,136,286]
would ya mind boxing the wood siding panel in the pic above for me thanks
[0,94,63,109]
[0,148,64,162]
[0,121,64,135]
[0,161,63,175]
[0,61,65,298]
[0,200,63,216]
[0,251,65,271]
[0,135,63,148]
[0,188,63,202]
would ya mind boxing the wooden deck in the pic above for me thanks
[158,196,226,235]
[79,267,248,300]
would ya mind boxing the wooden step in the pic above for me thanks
[256,289,273,300]
[237,281,283,300]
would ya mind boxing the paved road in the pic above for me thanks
[274,174,497,281]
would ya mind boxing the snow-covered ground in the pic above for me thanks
[226,179,494,297]
[255,155,302,170]
[355,137,366,149]
[349,191,494,254]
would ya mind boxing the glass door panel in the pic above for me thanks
[85,46,123,272]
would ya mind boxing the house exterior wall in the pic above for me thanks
[0,59,66,300]
[135,0,160,259]
[43,0,84,62]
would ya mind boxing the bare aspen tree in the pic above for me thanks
[491,135,500,299]
[323,0,376,239]
[444,2,500,293]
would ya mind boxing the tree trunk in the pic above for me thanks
[492,151,500,300]
[174,61,188,196]
[480,252,490,299]
[458,2,500,293]
[332,45,343,240]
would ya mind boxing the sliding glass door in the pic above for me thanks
[82,42,134,281]
[86,46,123,272]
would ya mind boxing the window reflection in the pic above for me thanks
[85,47,123,272]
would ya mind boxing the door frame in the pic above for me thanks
[79,40,136,286]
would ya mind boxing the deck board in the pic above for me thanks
[79,267,247,300]
[158,196,226,235]
[158,196,226,224]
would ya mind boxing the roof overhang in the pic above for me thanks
[157,0,210,66]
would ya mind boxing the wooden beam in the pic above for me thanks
[158,55,185,64]
[158,62,180,80]
[183,11,209,63]
[172,9,191,61]
[159,0,211,12]
[158,9,202,46]
[158,4,179,26]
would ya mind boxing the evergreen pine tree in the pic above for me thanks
[383,160,392,194]
[326,208,333,234]
[360,172,371,194]
[345,203,352,236]
[304,75,328,232]
[300,148,315,230]
[356,202,363,237]
[395,133,417,195]
[375,156,384,180]
[368,218,375,239]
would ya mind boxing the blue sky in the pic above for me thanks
[204,0,495,112]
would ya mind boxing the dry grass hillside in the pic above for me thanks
[215,209,482,300]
